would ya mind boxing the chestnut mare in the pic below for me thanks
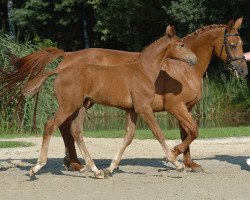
[1,19,247,176]
[59,18,248,174]
[19,26,197,178]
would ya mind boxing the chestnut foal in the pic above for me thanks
[21,26,197,178]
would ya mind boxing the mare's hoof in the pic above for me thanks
[185,162,204,173]
[63,157,71,170]
[103,168,113,178]
[190,166,204,173]
[29,168,35,177]
[95,170,105,179]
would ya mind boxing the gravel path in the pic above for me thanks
[0,136,249,200]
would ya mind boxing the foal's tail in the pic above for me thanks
[21,69,58,97]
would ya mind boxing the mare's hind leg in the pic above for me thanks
[104,109,138,177]
[60,115,84,172]
[70,107,104,179]
[61,101,94,172]
[29,107,76,176]
[179,124,203,172]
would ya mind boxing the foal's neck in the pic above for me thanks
[184,26,225,79]
[139,37,170,83]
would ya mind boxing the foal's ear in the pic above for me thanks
[234,17,243,30]
[226,20,235,32]
[166,25,176,38]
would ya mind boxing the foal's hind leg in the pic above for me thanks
[104,109,138,177]
[29,107,75,176]
[70,107,104,179]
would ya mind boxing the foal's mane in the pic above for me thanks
[138,35,170,60]
[184,24,226,39]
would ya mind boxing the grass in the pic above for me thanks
[0,126,249,140]
[0,141,34,148]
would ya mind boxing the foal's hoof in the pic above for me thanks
[176,167,186,172]
[103,168,113,178]
[95,170,105,179]
[79,167,85,173]
[28,168,35,177]
[176,165,186,172]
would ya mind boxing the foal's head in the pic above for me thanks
[215,18,248,77]
[165,25,197,66]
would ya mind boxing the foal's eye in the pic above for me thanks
[180,44,184,47]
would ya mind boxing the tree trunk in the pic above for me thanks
[7,0,15,37]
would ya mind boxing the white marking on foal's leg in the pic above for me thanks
[107,154,120,173]
[29,161,46,176]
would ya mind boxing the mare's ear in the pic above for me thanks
[226,20,235,32]
[234,17,243,30]
[166,25,176,38]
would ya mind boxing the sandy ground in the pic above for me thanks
[0,136,249,200]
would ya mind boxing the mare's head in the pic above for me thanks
[215,18,248,77]
[165,25,197,66]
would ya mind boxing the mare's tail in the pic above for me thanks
[0,48,66,129]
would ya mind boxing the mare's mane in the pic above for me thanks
[184,24,226,39]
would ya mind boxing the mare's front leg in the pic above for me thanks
[70,107,104,179]
[166,102,202,171]
[179,124,203,172]
[135,104,184,171]
[103,109,138,177]
[60,115,84,172]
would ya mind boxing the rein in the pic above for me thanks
[219,30,246,71]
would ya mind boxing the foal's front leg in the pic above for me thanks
[70,107,104,179]
[103,109,138,177]
[136,104,184,171]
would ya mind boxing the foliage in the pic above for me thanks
[0,141,34,148]
[12,0,91,50]
[164,0,206,35]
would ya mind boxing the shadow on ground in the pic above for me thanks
[0,154,249,178]
[195,155,250,171]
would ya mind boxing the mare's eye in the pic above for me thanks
[230,43,236,49]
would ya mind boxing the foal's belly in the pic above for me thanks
[88,88,133,109]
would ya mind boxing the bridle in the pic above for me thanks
[219,30,246,71]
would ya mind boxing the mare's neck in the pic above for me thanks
[184,27,225,79]
[139,37,170,83]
